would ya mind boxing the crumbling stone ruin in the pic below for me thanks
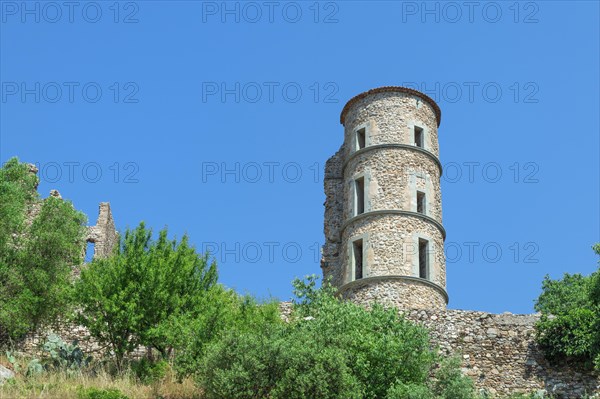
[24,164,118,263]
[86,202,118,260]
[321,87,599,397]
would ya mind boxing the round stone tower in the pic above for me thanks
[321,86,448,310]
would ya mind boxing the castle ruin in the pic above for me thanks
[4,98,599,397]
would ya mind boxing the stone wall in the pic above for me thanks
[322,149,344,288]
[86,202,118,259]
[404,309,600,398]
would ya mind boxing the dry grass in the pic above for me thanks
[0,355,201,399]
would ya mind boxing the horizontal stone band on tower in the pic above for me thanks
[341,210,446,240]
[342,143,443,176]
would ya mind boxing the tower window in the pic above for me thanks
[418,238,429,279]
[417,191,426,215]
[352,239,363,280]
[355,128,366,151]
[414,126,424,148]
[354,177,365,216]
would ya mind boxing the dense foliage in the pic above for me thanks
[171,285,282,378]
[194,276,475,399]
[534,244,600,369]
[73,222,219,365]
[0,157,87,339]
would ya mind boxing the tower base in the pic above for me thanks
[338,276,448,310]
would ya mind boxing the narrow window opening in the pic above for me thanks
[417,191,426,215]
[354,177,365,216]
[85,241,95,263]
[414,126,424,148]
[356,128,366,150]
[353,239,363,280]
[418,238,429,279]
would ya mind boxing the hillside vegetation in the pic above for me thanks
[1,158,598,399]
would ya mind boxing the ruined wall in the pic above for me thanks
[322,149,345,288]
[405,309,600,398]
[86,202,118,259]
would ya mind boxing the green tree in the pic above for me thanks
[73,222,218,366]
[196,276,475,399]
[534,244,600,369]
[0,157,87,338]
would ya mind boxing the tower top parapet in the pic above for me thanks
[339,86,442,127]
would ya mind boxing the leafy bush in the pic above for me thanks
[386,382,434,399]
[534,244,600,369]
[431,357,476,399]
[0,158,87,339]
[130,358,168,384]
[74,222,218,366]
[172,284,282,378]
[198,323,360,399]
[195,276,475,399]
[77,387,130,399]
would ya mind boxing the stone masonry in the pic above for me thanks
[405,309,600,398]
[86,202,118,260]
[322,87,448,310]
[23,164,118,263]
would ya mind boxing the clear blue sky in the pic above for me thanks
[1,1,598,314]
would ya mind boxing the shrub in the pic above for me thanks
[195,276,476,399]
[74,222,217,366]
[534,244,600,369]
[198,323,360,399]
[386,382,434,399]
[431,357,476,399]
[130,358,168,384]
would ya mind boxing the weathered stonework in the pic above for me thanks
[405,309,600,398]
[340,277,447,310]
[86,202,118,260]
[323,87,447,310]
[341,214,446,286]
